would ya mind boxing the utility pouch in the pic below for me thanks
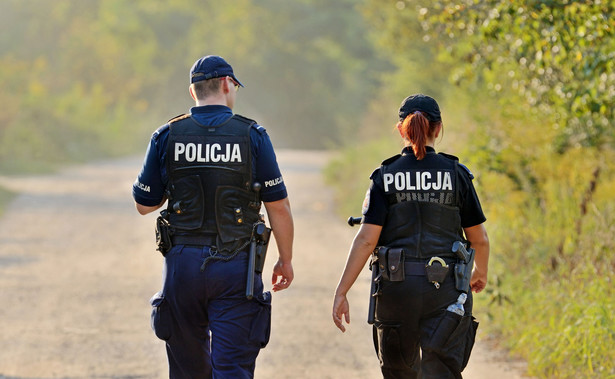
[155,216,173,257]
[425,257,449,288]
[387,248,405,281]
[376,247,405,282]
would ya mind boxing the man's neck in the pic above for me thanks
[195,97,228,107]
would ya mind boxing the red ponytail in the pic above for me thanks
[401,111,437,159]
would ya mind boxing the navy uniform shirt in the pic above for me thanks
[363,146,486,228]
[133,105,287,206]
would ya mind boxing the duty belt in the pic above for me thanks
[171,234,217,246]
[404,258,457,276]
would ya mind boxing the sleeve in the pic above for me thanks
[361,167,388,226]
[457,165,486,228]
[251,126,288,203]
[132,129,167,206]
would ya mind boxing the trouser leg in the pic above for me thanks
[206,253,271,379]
[420,285,474,379]
[374,278,423,379]
[163,246,213,379]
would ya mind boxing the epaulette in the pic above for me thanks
[458,162,474,179]
[167,113,190,124]
[381,154,402,166]
[152,123,170,139]
[250,123,267,135]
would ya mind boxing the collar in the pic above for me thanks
[190,105,232,115]
[402,146,436,156]
[189,105,233,126]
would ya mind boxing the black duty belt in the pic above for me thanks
[404,260,456,276]
[172,235,217,246]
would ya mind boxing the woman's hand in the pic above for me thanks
[332,293,350,332]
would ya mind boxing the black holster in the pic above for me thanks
[453,243,475,293]
[155,215,173,257]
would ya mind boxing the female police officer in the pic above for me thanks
[332,94,489,378]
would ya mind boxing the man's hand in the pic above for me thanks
[271,259,293,292]
[332,293,350,332]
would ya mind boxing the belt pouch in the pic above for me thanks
[377,247,390,281]
[387,248,405,281]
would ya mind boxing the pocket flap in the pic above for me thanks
[388,248,404,273]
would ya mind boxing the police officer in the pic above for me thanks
[332,94,489,378]
[133,55,294,378]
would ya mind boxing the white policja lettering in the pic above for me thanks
[174,143,242,163]
[383,171,452,192]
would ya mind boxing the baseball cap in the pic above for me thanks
[398,94,441,122]
[190,55,244,87]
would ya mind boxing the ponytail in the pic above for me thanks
[401,111,436,160]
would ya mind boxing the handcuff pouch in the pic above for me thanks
[425,257,449,284]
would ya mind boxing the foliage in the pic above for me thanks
[325,0,615,377]
[419,0,615,151]
[0,0,382,173]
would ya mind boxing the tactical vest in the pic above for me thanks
[377,151,465,260]
[165,114,261,253]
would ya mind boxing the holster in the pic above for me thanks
[253,223,271,274]
[155,215,173,257]
[454,248,475,293]
[376,247,405,282]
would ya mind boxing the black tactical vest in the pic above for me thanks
[165,114,261,253]
[377,151,465,259]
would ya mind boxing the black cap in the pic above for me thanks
[190,55,244,87]
[398,94,441,122]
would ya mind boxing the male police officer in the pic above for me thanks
[133,55,294,378]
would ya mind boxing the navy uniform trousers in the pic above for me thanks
[150,245,271,379]
[373,269,476,379]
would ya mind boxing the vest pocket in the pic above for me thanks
[169,175,204,230]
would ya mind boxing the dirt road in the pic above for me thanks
[0,150,527,378]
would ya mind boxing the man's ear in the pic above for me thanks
[189,85,197,101]
[220,77,231,94]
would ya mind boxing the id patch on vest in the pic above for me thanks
[383,169,455,205]
[171,135,247,166]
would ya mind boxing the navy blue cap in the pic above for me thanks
[190,55,244,87]
[398,94,441,122]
